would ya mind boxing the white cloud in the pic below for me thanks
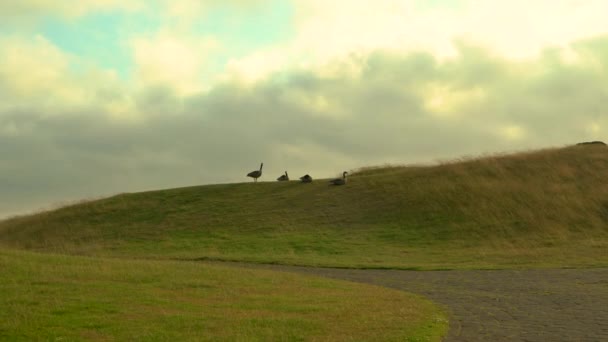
[162,0,267,16]
[587,122,601,135]
[500,124,526,141]
[292,0,608,58]
[0,35,69,98]
[157,0,270,29]
[131,30,218,95]
[223,48,297,84]
[0,35,86,110]
[224,0,608,82]
[0,0,142,21]
[0,35,131,118]
[424,83,486,116]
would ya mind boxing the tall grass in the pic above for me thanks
[1,144,607,269]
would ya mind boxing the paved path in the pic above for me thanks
[230,264,608,341]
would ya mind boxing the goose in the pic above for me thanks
[329,171,347,185]
[247,163,263,182]
[277,171,289,181]
[300,174,313,183]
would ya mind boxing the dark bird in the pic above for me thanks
[247,163,263,182]
[329,171,347,185]
[277,171,289,181]
[300,174,313,183]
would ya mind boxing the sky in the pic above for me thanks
[1,0,608,218]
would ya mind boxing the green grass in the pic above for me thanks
[1,144,608,269]
[0,248,447,341]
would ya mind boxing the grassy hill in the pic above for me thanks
[1,144,608,269]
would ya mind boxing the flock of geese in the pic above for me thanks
[246,163,348,185]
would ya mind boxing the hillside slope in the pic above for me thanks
[2,144,608,269]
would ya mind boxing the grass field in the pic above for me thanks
[2,143,607,340]
[1,144,607,269]
[0,248,447,341]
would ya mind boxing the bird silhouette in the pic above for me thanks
[247,163,263,182]
[300,174,313,183]
[329,171,347,185]
[277,171,289,181]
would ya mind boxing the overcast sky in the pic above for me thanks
[1,0,607,218]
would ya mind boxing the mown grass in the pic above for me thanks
[0,248,447,341]
[1,144,608,269]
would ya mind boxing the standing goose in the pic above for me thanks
[300,174,313,183]
[329,171,347,185]
[247,163,263,182]
[277,171,289,181]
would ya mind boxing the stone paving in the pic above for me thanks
[233,264,608,341]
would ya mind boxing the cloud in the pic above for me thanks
[222,0,608,84]
[0,35,71,106]
[0,0,142,23]
[292,0,608,58]
[130,30,218,95]
[161,0,269,19]
[0,35,128,116]
[2,35,608,218]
